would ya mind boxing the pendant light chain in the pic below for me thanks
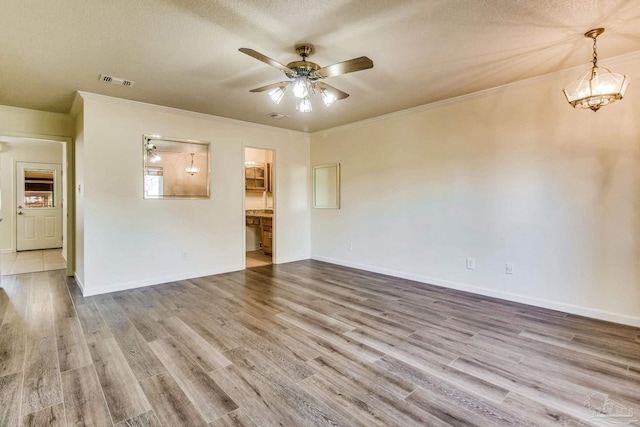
[592,36,598,68]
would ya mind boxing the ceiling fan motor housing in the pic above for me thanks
[285,61,321,80]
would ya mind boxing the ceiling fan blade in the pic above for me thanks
[249,81,290,93]
[239,48,294,74]
[315,82,349,99]
[316,56,373,78]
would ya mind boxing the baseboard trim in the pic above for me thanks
[311,255,640,328]
[274,255,310,265]
[74,273,86,294]
[80,264,244,297]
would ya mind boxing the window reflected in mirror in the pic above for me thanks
[143,135,210,199]
[24,169,55,208]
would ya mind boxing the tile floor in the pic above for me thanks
[1,248,66,275]
[246,249,272,268]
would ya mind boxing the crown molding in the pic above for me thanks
[312,49,640,136]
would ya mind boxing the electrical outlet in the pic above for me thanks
[347,242,353,250]
[505,263,514,275]
[466,257,475,270]
[181,251,188,261]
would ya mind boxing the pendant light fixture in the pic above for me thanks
[185,153,199,175]
[563,28,629,112]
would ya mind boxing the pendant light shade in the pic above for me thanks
[563,28,629,112]
[185,153,199,175]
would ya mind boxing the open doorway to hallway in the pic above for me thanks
[0,136,69,276]
[245,147,274,268]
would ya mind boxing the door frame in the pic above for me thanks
[242,144,276,268]
[0,132,75,277]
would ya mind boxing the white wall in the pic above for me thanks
[310,52,640,327]
[0,105,74,138]
[0,141,63,252]
[72,98,85,288]
[76,92,310,296]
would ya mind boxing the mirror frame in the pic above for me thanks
[313,163,340,209]
[143,134,211,199]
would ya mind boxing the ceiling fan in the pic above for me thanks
[239,45,373,112]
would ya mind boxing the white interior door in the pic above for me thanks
[16,162,63,251]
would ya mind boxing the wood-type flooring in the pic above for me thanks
[1,260,639,426]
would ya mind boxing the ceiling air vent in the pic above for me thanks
[266,112,288,119]
[99,74,136,87]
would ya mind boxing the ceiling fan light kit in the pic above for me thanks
[563,28,629,112]
[240,44,373,113]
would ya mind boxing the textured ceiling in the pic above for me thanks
[1,0,639,132]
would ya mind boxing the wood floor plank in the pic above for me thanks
[375,355,510,405]
[520,330,640,369]
[88,337,151,423]
[208,410,258,427]
[174,310,241,353]
[300,335,415,399]
[26,298,54,333]
[405,385,528,426]
[0,321,27,376]
[501,391,594,426]
[0,287,9,326]
[96,299,164,380]
[49,271,76,321]
[447,356,599,421]
[158,316,232,372]
[139,371,209,427]
[21,331,62,416]
[307,355,449,427]
[0,372,22,427]
[21,403,65,427]
[56,316,92,372]
[76,302,113,344]
[148,337,238,423]
[1,274,31,326]
[208,364,305,427]
[110,295,168,342]
[114,411,161,427]
[225,346,353,427]
[280,316,385,363]
[300,373,396,427]
[61,364,113,427]
[219,319,315,383]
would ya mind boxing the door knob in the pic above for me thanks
[18,212,24,215]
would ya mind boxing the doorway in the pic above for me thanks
[244,147,274,268]
[0,136,72,276]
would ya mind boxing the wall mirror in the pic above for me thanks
[313,163,340,209]
[143,135,210,199]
